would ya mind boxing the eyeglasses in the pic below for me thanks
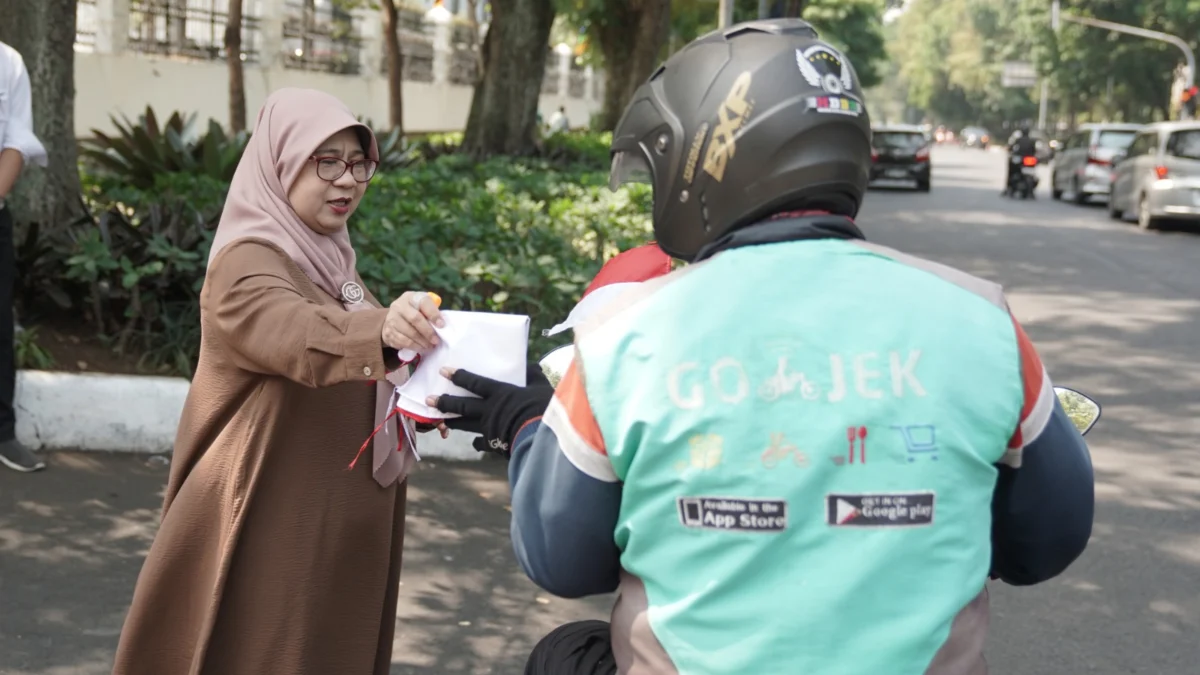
[310,156,378,183]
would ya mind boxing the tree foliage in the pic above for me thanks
[557,0,672,131]
[663,0,888,89]
[557,0,889,131]
[889,0,1200,130]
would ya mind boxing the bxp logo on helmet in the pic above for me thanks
[701,71,755,183]
[796,46,863,117]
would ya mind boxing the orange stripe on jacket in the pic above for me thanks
[553,358,607,455]
[1008,314,1053,449]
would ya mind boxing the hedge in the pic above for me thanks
[16,131,653,377]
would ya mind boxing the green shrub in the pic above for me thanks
[14,328,55,370]
[21,134,650,376]
[542,130,613,168]
[16,172,224,376]
[79,107,249,190]
[352,154,652,356]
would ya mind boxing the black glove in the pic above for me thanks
[431,363,553,458]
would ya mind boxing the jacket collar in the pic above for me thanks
[693,211,865,262]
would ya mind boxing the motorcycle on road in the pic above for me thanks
[1006,154,1040,200]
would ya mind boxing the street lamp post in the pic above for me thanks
[1051,0,1196,119]
[719,0,734,28]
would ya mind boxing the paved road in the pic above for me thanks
[2,146,1197,674]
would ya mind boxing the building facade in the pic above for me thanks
[72,0,605,136]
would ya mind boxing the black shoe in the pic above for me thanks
[0,439,46,472]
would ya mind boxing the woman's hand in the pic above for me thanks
[382,291,445,352]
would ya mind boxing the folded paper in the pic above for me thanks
[393,310,530,422]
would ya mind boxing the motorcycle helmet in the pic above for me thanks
[608,18,872,261]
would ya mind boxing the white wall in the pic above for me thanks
[71,0,602,137]
[74,51,599,136]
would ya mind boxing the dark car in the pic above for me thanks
[960,126,991,149]
[870,125,932,192]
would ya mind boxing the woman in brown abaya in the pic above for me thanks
[111,88,444,675]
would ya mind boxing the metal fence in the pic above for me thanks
[71,1,597,99]
[449,22,479,86]
[281,0,362,75]
[568,58,587,99]
[397,7,434,82]
[127,0,262,63]
[400,38,435,83]
[541,48,559,95]
[76,0,99,52]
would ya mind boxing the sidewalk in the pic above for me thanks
[0,453,610,675]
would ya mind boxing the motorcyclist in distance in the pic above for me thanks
[1006,125,1039,196]
[429,19,1095,675]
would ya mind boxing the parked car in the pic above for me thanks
[960,126,991,149]
[1050,123,1142,204]
[1108,121,1200,229]
[870,124,932,192]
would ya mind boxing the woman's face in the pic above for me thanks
[288,127,372,235]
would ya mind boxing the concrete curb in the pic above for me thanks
[13,370,482,461]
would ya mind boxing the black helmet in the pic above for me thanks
[608,19,872,261]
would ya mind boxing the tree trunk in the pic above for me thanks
[784,0,807,17]
[465,0,485,84]
[595,0,672,132]
[0,0,83,231]
[226,0,247,132]
[379,0,404,133]
[461,0,555,157]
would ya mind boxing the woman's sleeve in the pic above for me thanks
[202,240,391,388]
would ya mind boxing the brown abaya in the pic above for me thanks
[111,239,408,675]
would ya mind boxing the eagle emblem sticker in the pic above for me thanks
[796,46,863,116]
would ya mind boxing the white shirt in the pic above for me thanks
[0,40,48,170]
[548,110,570,134]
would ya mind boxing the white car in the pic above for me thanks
[1050,123,1141,204]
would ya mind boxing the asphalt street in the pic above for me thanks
[1,145,1197,674]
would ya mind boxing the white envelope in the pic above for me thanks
[392,310,531,421]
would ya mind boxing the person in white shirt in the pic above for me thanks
[547,105,570,135]
[0,40,48,472]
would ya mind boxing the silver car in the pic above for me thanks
[1108,121,1200,230]
[1050,123,1142,204]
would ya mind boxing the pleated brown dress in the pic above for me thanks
[111,239,408,675]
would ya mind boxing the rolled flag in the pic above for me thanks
[543,242,674,337]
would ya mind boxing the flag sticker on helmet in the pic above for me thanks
[701,71,754,183]
[807,96,863,116]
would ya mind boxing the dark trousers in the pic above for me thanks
[1005,157,1020,190]
[0,206,15,442]
[524,621,618,675]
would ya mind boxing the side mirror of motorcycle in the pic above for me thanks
[1054,386,1101,435]
[541,349,1103,436]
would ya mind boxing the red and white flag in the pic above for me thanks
[544,242,674,337]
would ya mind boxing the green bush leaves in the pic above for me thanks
[25,127,651,377]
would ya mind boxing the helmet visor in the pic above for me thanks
[608,150,653,192]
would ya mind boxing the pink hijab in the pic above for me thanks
[208,87,415,488]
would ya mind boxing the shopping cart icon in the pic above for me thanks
[891,424,938,462]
